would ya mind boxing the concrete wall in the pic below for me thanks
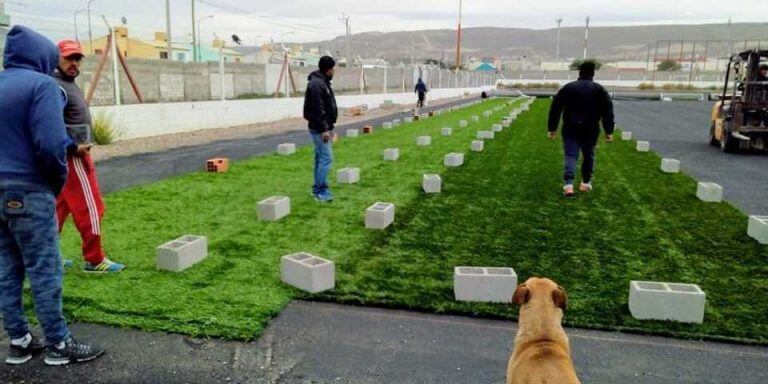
[0,25,8,70]
[92,87,493,141]
[501,70,727,84]
[69,56,500,106]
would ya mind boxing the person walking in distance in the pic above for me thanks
[547,61,615,197]
[0,25,104,367]
[53,40,125,273]
[303,56,339,203]
[415,78,428,109]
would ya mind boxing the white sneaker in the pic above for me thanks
[580,182,593,193]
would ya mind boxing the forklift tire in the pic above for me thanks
[720,130,741,153]
[709,123,720,147]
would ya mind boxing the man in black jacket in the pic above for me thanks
[547,61,614,197]
[303,56,338,202]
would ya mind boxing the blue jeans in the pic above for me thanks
[0,187,69,345]
[310,132,334,195]
[563,138,596,185]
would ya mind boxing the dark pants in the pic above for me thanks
[563,137,596,185]
[0,186,69,345]
[417,92,425,108]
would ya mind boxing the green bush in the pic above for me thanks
[657,59,681,71]
[638,83,656,90]
[91,111,122,145]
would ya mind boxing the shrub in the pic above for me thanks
[657,59,681,71]
[91,111,122,145]
[638,83,656,90]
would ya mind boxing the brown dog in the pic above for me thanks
[506,277,580,384]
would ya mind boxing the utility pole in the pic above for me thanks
[165,0,172,60]
[582,16,590,59]
[555,18,563,60]
[338,14,350,66]
[87,0,95,54]
[455,0,462,70]
[191,0,197,63]
[411,38,414,66]
[74,9,85,42]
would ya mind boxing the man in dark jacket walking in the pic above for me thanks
[0,25,104,366]
[548,61,615,197]
[303,56,338,203]
[415,78,428,108]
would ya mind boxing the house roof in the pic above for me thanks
[473,62,497,72]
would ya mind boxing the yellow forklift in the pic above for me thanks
[710,49,768,152]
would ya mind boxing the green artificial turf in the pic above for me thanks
[56,97,768,343]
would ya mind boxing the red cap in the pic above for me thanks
[58,40,84,59]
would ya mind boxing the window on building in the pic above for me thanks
[160,51,169,59]
[177,53,185,61]
[95,49,103,55]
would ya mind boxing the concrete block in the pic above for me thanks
[477,131,495,140]
[404,116,414,123]
[628,281,706,324]
[417,136,432,146]
[459,120,468,128]
[281,252,335,294]
[621,131,632,140]
[492,124,503,132]
[660,159,680,173]
[454,267,518,303]
[337,167,360,184]
[471,140,484,152]
[471,116,480,123]
[156,235,208,272]
[382,122,393,129]
[444,153,464,167]
[346,129,359,138]
[636,141,650,152]
[393,119,402,127]
[483,111,491,117]
[277,143,296,155]
[422,174,442,194]
[383,148,400,161]
[441,127,453,136]
[365,202,395,229]
[747,216,768,244]
[696,182,723,203]
[258,196,291,221]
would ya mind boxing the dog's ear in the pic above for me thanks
[512,284,530,306]
[552,285,568,311]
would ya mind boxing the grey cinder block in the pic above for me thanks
[337,167,360,184]
[636,141,650,152]
[417,136,432,146]
[444,153,464,167]
[441,127,453,136]
[384,148,400,161]
[277,143,296,155]
[459,120,468,128]
[258,196,291,221]
[365,202,395,229]
[471,140,484,152]
[454,266,518,303]
[622,132,632,140]
[696,182,723,203]
[281,252,335,293]
[748,215,768,244]
[628,281,706,324]
[422,174,441,194]
[156,235,208,272]
[346,129,359,138]
[477,131,495,140]
[661,159,680,173]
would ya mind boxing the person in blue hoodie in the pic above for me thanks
[0,25,104,366]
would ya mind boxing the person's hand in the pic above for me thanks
[605,134,614,143]
[548,131,557,140]
[75,144,93,157]
[321,131,332,143]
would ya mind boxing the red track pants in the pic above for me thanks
[56,155,106,265]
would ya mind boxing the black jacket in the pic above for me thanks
[548,78,615,142]
[303,70,338,133]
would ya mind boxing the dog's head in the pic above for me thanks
[512,277,568,312]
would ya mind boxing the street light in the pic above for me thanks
[87,0,96,54]
[73,9,86,43]
[196,14,214,62]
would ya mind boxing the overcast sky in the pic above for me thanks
[5,0,767,45]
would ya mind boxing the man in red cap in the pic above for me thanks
[53,40,125,273]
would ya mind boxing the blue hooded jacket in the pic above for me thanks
[0,25,69,194]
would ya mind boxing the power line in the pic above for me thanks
[196,0,328,34]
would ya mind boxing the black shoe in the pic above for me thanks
[5,334,45,365]
[44,335,105,366]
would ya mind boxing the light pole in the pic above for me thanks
[164,0,172,60]
[197,15,214,62]
[555,18,563,60]
[280,31,295,99]
[73,9,86,43]
[87,0,95,54]
[455,0,462,70]
[583,16,590,59]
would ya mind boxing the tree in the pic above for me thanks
[657,59,681,71]
[569,58,603,71]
